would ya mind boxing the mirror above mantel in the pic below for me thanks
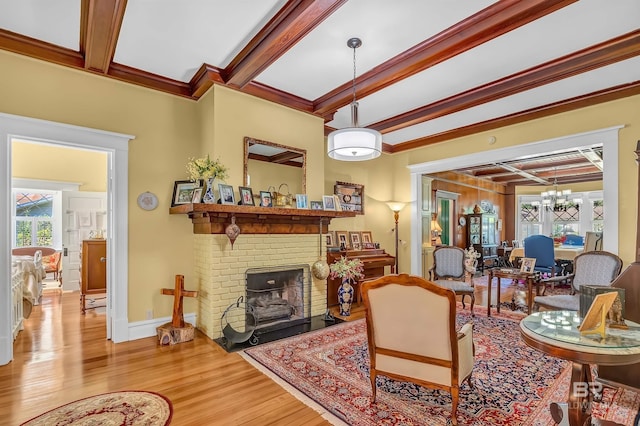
[243,137,306,195]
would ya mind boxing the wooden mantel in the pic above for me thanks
[170,203,356,234]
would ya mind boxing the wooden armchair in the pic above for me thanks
[533,251,622,311]
[361,274,474,426]
[42,251,62,281]
[430,246,475,315]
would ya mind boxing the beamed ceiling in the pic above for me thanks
[1,0,638,185]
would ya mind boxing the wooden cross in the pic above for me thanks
[161,275,198,328]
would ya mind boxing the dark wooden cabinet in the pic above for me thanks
[326,249,394,307]
[80,239,106,314]
[466,213,498,271]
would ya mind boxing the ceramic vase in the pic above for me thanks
[338,279,354,316]
[202,177,216,204]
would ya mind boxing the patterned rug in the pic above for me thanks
[20,391,173,426]
[242,308,640,425]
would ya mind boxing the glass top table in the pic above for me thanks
[520,311,640,426]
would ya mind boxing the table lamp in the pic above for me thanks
[430,213,443,245]
[386,201,406,273]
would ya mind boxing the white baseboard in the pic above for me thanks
[128,313,197,341]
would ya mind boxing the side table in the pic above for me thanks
[487,268,539,317]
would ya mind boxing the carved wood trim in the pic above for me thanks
[170,203,355,234]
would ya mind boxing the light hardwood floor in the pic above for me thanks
[1,276,523,425]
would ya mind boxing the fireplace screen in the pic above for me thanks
[245,264,311,331]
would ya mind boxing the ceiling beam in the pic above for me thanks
[372,30,640,133]
[0,28,84,68]
[313,0,577,116]
[80,0,128,73]
[389,81,640,154]
[224,0,347,88]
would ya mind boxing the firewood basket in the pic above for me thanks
[220,296,259,347]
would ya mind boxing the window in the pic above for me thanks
[519,202,542,240]
[14,192,54,247]
[592,199,604,232]
[551,202,581,239]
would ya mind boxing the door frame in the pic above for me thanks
[407,126,622,276]
[0,112,134,365]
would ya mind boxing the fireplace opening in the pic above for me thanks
[245,264,311,333]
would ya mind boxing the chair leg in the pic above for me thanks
[460,294,466,309]
[450,387,459,426]
[470,293,475,317]
[370,369,377,403]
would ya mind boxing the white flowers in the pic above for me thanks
[186,155,228,182]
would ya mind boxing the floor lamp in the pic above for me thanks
[386,201,406,273]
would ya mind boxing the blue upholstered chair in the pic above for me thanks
[563,234,584,246]
[523,235,557,277]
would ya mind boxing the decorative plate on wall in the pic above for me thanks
[458,216,466,226]
[137,192,158,211]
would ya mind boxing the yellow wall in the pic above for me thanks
[2,47,639,325]
[12,141,107,191]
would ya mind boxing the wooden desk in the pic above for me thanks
[326,249,394,307]
[520,311,640,426]
[487,268,538,316]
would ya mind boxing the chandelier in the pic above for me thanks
[327,38,382,161]
[540,174,582,211]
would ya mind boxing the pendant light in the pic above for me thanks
[327,37,382,161]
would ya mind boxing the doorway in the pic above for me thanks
[407,126,621,276]
[0,112,133,365]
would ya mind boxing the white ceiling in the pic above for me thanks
[0,0,638,151]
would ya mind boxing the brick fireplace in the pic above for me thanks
[194,233,326,339]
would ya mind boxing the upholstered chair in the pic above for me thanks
[43,251,62,280]
[523,235,558,277]
[430,246,475,315]
[361,274,474,426]
[534,251,622,311]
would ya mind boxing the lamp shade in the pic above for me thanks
[386,201,406,213]
[327,127,382,161]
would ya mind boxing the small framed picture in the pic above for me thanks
[361,231,373,244]
[172,180,202,207]
[335,231,349,250]
[349,232,361,250]
[333,194,343,211]
[238,186,255,206]
[218,184,235,205]
[259,191,273,207]
[191,188,203,203]
[310,200,323,210]
[363,242,376,249]
[520,257,536,273]
[325,231,335,248]
[322,195,336,211]
[296,194,308,209]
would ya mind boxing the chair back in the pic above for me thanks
[584,231,603,252]
[523,235,556,274]
[432,246,465,280]
[563,234,584,246]
[362,274,458,379]
[571,251,622,293]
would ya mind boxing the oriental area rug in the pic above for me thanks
[20,391,173,426]
[241,307,640,426]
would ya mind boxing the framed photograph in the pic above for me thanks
[238,186,255,206]
[218,183,235,205]
[322,195,336,211]
[361,231,373,244]
[578,291,619,336]
[363,242,376,249]
[259,191,273,207]
[295,194,308,209]
[349,232,361,250]
[335,231,349,250]
[310,200,323,210]
[172,180,202,207]
[520,257,536,273]
[325,231,336,248]
[191,188,203,203]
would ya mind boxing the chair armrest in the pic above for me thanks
[541,273,575,284]
[457,322,475,371]
[457,322,473,340]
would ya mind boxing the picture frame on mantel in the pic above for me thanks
[172,180,202,207]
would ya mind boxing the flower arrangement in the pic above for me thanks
[186,154,229,182]
[329,256,364,282]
